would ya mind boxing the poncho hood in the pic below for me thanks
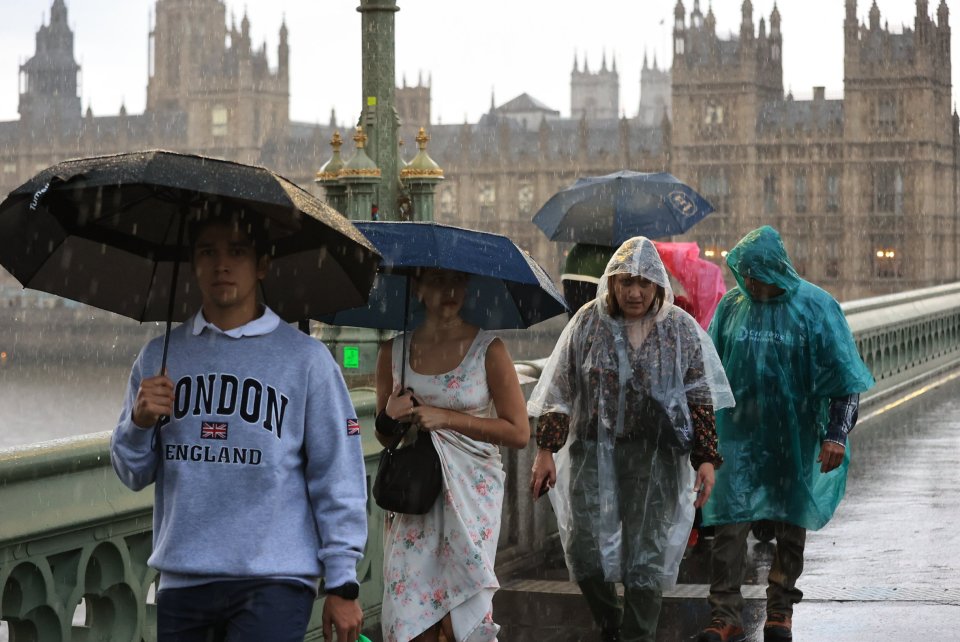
[726,225,803,299]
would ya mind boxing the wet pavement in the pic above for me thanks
[490,374,960,641]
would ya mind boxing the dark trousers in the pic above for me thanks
[156,579,316,642]
[568,440,678,641]
[708,521,806,625]
[578,576,662,642]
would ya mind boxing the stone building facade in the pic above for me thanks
[2,0,958,300]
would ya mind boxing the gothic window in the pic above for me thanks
[518,182,534,216]
[825,171,840,213]
[704,102,724,126]
[772,43,781,61]
[763,173,779,215]
[878,97,898,129]
[211,106,228,137]
[439,184,457,217]
[478,182,496,218]
[794,172,807,214]
[700,171,729,212]
[873,165,904,214]
[675,36,685,56]
[825,241,841,279]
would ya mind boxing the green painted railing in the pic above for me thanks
[4,282,960,640]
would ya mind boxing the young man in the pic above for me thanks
[698,226,874,642]
[111,213,367,642]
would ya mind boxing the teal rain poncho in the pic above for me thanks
[703,226,874,531]
[529,237,734,589]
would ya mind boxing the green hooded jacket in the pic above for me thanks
[703,226,874,530]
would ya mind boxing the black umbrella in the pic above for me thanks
[0,150,381,372]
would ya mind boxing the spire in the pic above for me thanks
[329,107,337,128]
[869,0,880,29]
[939,0,949,25]
[490,87,496,112]
[612,52,617,73]
[601,49,607,71]
[771,2,781,33]
[705,3,716,33]
[643,49,648,69]
[653,52,658,69]
[692,0,704,29]
[741,0,754,41]
[418,69,423,86]
[583,52,590,73]
[241,10,250,40]
[402,72,407,88]
[846,0,857,22]
[573,50,579,72]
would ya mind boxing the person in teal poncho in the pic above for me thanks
[697,226,874,642]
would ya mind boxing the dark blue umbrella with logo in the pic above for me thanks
[532,170,715,246]
[322,221,568,333]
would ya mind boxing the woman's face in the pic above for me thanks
[611,273,657,320]
[415,268,469,318]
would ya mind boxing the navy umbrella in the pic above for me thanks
[322,221,568,332]
[532,170,715,246]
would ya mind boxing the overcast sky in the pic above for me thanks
[0,0,956,127]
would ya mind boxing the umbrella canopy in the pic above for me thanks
[532,170,715,246]
[0,150,380,323]
[322,221,568,330]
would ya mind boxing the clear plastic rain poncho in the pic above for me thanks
[528,237,735,589]
[703,226,874,531]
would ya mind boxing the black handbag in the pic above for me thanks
[372,412,443,515]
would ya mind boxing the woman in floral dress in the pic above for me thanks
[375,268,529,642]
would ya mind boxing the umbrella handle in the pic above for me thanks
[151,206,188,451]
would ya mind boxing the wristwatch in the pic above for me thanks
[325,581,360,600]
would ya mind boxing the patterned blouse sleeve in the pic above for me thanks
[535,412,571,452]
[690,404,722,470]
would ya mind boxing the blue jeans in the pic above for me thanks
[156,579,316,642]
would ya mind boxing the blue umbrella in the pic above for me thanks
[532,170,715,245]
[322,221,568,331]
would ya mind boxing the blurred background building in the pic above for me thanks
[1,0,957,301]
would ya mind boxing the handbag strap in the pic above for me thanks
[386,396,420,452]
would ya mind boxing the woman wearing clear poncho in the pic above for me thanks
[528,237,735,642]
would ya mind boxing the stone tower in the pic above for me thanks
[396,72,431,128]
[18,0,81,130]
[571,51,619,120]
[841,0,956,288]
[670,0,783,252]
[146,0,289,160]
[637,51,671,126]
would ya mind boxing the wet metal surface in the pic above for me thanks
[492,374,960,641]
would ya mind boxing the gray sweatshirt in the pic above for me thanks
[111,310,367,592]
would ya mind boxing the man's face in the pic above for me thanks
[742,275,785,301]
[192,222,267,312]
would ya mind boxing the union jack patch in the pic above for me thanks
[346,418,361,436]
[201,421,228,439]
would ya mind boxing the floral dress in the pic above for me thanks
[381,330,504,642]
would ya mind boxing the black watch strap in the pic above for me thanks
[325,581,360,600]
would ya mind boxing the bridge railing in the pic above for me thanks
[4,282,960,640]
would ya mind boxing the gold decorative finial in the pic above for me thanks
[330,131,343,151]
[352,126,368,149]
[415,127,430,150]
